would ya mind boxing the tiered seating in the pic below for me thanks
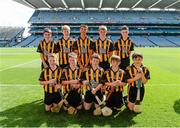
[0,27,24,47]
[130,36,156,47]
[16,35,37,47]
[27,36,43,47]
[2,10,178,47]
[148,36,177,47]
[165,36,180,46]
[29,10,180,24]
[0,27,24,40]
[0,41,9,47]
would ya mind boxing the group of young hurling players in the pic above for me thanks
[37,24,150,116]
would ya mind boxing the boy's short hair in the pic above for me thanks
[110,55,121,62]
[121,25,129,31]
[91,53,100,60]
[99,25,107,31]
[44,28,52,33]
[48,53,57,59]
[80,24,88,29]
[68,52,77,59]
[132,52,143,59]
[62,25,70,32]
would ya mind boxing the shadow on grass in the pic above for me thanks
[173,99,180,114]
[0,99,138,127]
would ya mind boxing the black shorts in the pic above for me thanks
[41,61,49,70]
[59,64,68,69]
[106,91,123,109]
[84,90,103,104]
[128,86,145,103]
[44,92,62,105]
[99,61,110,70]
[66,90,82,108]
[119,57,130,71]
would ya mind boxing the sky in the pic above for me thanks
[0,0,34,36]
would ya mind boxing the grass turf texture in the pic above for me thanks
[0,47,180,127]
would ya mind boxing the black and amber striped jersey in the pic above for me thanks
[73,36,95,66]
[61,65,82,93]
[126,64,150,87]
[114,37,134,59]
[82,66,104,91]
[103,67,126,92]
[39,66,62,94]
[57,37,74,65]
[37,39,57,62]
[94,38,113,62]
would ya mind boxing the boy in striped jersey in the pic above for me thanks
[57,25,74,68]
[114,25,134,71]
[37,28,57,70]
[94,25,114,70]
[39,54,62,112]
[126,53,150,111]
[73,24,95,71]
[103,55,126,111]
[82,53,104,113]
[61,52,83,112]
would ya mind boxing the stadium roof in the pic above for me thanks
[14,0,180,10]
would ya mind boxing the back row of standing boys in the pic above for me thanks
[37,25,150,115]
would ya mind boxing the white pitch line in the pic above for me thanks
[0,59,40,72]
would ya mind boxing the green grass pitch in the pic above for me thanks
[0,47,180,127]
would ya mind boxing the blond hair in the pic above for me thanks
[99,25,107,31]
[91,53,100,60]
[48,53,57,59]
[62,25,70,32]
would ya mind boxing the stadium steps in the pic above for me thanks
[146,37,159,47]
[148,36,177,47]
[26,36,43,47]
[165,36,180,46]
[165,37,180,47]
[130,36,156,47]
[14,37,29,47]
[23,38,37,47]
[16,35,37,47]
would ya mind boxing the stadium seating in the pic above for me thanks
[0,27,24,47]
[130,36,157,47]
[148,36,177,47]
[0,41,9,47]
[1,10,179,47]
[27,36,43,47]
[165,36,180,46]
[16,35,37,47]
[29,10,180,24]
[27,10,180,38]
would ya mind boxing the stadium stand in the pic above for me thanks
[16,35,38,47]
[165,36,180,46]
[5,0,180,47]
[130,36,157,47]
[0,27,24,47]
[148,36,177,47]
[27,36,43,47]
[28,10,180,24]
[22,10,179,47]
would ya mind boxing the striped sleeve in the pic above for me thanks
[37,41,43,53]
[39,70,45,81]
